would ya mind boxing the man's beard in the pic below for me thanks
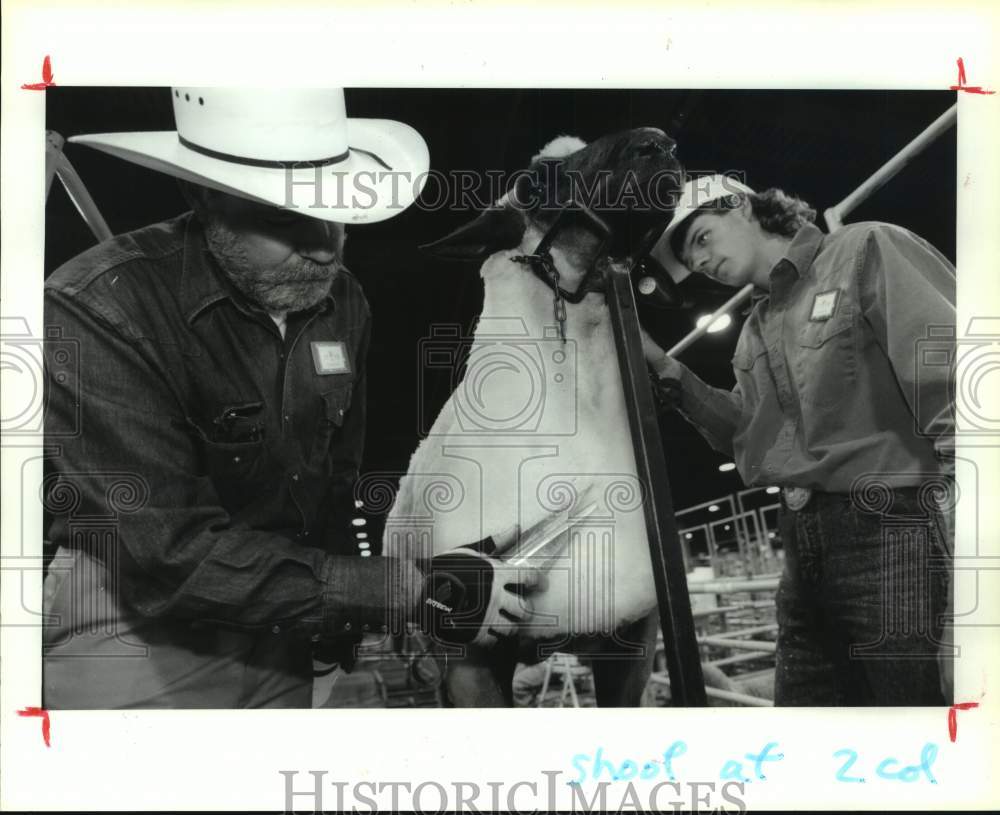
[203,219,341,312]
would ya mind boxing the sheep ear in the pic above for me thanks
[419,206,525,261]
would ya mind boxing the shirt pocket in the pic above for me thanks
[310,382,355,471]
[731,340,769,407]
[204,440,278,511]
[202,437,271,511]
[733,343,768,372]
[184,402,272,511]
[794,304,857,406]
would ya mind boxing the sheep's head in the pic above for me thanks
[423,127,684,286]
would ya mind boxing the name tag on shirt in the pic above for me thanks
[311,341,352,376]
[810,289,840,321]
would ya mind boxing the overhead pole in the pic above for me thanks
[824,104,957,233]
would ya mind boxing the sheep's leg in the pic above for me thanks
[442,638,520,707]
[589,609,659,707]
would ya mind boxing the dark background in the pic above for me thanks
[45,88,957,540]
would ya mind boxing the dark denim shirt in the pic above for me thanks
[673,222,955,490]
[44,212,405,638]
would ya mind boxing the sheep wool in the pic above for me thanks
[532,135,588,163]
[386,228,658,638]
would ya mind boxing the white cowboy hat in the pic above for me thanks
[648,174,755,282]
[70,88,430,224]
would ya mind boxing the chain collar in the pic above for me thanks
[510,204,614,343]
[509,250,589,343]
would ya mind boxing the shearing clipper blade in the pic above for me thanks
[496,493,601,571]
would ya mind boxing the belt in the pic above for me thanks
[781,484,933,514]
[781,486,813,511]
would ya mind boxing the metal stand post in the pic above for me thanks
[605,263,707,706]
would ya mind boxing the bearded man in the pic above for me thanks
[43,88,540,709]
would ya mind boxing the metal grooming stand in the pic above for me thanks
[606,265,708,706]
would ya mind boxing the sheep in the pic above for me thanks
[384,127,685,706]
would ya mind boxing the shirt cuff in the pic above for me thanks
[650,370,683,412]
[308,554,426,640]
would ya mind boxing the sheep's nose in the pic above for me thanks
[635,137,676,159]
[636,139,664,158]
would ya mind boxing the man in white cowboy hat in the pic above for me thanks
[641,175,955,706]
[42,88,541,708]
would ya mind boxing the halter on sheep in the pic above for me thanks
[385,128,705,706]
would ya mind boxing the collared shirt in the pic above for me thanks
[673,221,955,491]
[44,212,411,638]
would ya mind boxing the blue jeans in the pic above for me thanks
[774,489,952,706]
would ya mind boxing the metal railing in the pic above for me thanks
[46,131,112,243]
[666,103,957,356]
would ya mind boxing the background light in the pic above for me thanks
[354,500,364,509]
[357,542,370,550]
[356,531,368,539]
[351,518,366,527]
[684,532,693,539]
[360,550,372,557]
[765,486,780,494]
[695,313,732,333]
[708,504,719,513]
[718,462,736,473]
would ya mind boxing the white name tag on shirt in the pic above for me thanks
[311,341,352,375]
[810,289,840,321]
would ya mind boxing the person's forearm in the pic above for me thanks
[672,365,742,457]
[645,336,742,457]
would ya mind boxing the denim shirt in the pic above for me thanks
[44,212,408,638]
[674,222,956,491]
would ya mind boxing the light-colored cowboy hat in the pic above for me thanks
[648,174,755,282]
[70,88,430,224]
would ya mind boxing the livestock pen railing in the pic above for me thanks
[642,485,782,707]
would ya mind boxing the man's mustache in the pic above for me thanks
[248,258,340,281]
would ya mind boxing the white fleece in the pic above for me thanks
[385,247,657,638]
[531,135,587,163]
